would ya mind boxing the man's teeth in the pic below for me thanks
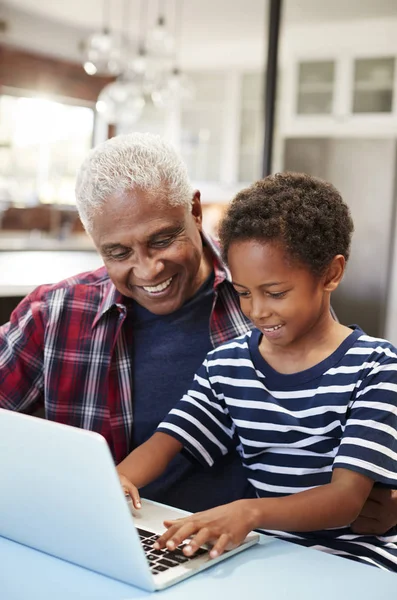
[142,277,173,293]
[264,324,282,332]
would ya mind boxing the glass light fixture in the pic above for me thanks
[151,68,194,109]
[146,15,175,57]
[83,29,124,76]
[150,0,194,110]
[96,78,145,125]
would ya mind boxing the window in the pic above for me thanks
[0,94,94,208]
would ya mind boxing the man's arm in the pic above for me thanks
[0,291,45,412]
[352,487,397,535]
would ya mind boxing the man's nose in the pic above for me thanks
[132,254,164,282]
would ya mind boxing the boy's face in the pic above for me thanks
[228,240,330,349]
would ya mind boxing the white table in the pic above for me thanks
[0,531,396,600]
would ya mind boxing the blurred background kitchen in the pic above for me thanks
[1,0,397,344]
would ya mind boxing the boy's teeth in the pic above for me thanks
[264,324,282,332]
[143,277,173,293]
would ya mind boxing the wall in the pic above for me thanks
[0,45,113,102]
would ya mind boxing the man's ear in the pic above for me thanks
[323,255,346,292]
[191,190,202,227]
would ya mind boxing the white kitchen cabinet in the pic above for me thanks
[352,57,395,114]
[282,54,397,138]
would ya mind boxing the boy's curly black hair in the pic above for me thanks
[219,172,354,276]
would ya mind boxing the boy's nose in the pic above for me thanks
[250,301,272,322]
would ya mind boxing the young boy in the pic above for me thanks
[117,173,397,571]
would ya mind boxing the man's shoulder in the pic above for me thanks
[30,266,110,299]
[15,266,114,320]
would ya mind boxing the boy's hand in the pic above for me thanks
[118,473,142,509]
[153,500,257,558]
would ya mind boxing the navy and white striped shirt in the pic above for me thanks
[158,326,397,570]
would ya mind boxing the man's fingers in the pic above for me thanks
[354,498,379,519]
[368,486,392,504]
[351,516,383,535]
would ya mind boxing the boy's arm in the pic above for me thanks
[250,467,373,531]
[116,432,182,492]
[155,467,374,557]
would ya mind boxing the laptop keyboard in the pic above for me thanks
[137,527,208,575]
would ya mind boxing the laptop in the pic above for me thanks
[0,409,259,591]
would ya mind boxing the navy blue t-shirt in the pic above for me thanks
[131,272,254,511]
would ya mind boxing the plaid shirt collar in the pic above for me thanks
[92,231,229,329]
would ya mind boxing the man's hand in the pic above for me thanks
[351,487,397,535]
[118,473,142,509]
[153,500,256,559]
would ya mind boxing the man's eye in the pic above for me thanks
[108,250,130,260]
[152,237,173,248]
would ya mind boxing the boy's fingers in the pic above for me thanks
[209,533,232,558]
[129,487,142,509]
[120,477,142,509]
[154,522,197,550]
[182,527,211,556]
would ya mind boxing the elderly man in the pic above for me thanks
[0,133,395,532]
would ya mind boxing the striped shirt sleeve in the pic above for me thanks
[334,354,397,487]
[157,358,237,467]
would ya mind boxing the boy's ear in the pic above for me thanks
[323,255,346,292]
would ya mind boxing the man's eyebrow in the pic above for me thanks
[101,243,127,252]
[232,280,286,288]
[148,225,184,240]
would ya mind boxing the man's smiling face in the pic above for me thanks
[91,188,209,315]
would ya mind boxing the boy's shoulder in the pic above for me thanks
[208,330,254,359]
[351,328,397,361]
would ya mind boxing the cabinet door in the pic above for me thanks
[284,137,396,337]
[352,57,395,114]
[296,61,335,116]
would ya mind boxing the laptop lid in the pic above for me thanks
[0,410,260,591]
[0,409,155,591]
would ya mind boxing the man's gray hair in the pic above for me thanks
[75,132,193,232]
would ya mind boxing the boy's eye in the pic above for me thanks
[235,290,251,298]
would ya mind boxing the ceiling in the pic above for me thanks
[1,0,397,68]
[3,0,397,31]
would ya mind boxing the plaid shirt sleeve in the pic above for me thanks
[0,287,46,412]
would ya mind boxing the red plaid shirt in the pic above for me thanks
[0,235,252,462]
